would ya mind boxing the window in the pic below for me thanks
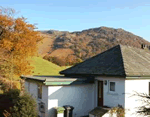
[38,84,42,99]
[110,82,115,92]
[28,82,30,92]
[149,82,150,95]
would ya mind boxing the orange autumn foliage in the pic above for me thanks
[0,7,43,78]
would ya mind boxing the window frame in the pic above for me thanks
[109,81,116,92]
[149,82,150,95]
[38,84,42,99]
[28,82,30,92]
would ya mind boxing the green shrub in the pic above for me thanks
[5,89,20,103]
[10,92,38,117]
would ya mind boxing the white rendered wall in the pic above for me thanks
[25,81,48,117]
[48,83,96,117]
[96,77,125,108]
[125,79,150,117]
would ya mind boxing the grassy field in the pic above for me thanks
[30,57,70,76]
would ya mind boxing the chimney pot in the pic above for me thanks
[141,44,145,49]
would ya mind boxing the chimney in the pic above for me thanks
[149,46,150,50]
[141,44,150,50]
[141,44,145,49]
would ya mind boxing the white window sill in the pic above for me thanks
[37,98,42,101]
[107,92,118,96]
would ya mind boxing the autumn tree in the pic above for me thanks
[0,7,42,90]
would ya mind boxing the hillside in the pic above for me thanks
[29,57,69,75]
[39,26,150,65]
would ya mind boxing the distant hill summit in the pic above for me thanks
[40,29,69,35]
[38,26,150,66]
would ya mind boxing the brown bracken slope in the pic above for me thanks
[38,26,150,65]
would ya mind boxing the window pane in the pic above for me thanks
[149,82,150,95]
[28,82,30,92]
[38,85,42,99]
[110,82,115,91]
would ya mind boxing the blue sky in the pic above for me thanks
[1,0,150,41]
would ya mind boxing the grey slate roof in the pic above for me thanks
[60,45,150,77]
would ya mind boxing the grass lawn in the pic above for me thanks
[30,57,70,76]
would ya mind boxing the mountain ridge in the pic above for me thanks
[38,26,150,66]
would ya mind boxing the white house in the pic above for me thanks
[22,75,96,117]
[22,45,150,117]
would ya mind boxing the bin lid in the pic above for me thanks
[55,107,65,114]
[63,105,74,110]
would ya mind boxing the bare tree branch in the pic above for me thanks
[131,91,150,116]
